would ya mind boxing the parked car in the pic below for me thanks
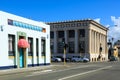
[51,56,62,62]
[56,56,71,62]
[62,57,71,62]
[109,56,118,61]
[82,57,89,62]
[71,56,83,62]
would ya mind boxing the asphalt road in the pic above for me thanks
[0,62,120,80]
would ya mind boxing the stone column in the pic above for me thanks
[64,30,68,53]
[95,31,96,54]
[93,31,95,54]
[75,29,78,54]
[105,35,108,60]
[97,33,99,54]
[91,30,93,53]
[87,29,91,59]
[54,31,57,54]
[88,29,91,54]
[102,34,105,60]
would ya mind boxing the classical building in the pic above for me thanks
[0,11,50,69]
[48,19,108,62]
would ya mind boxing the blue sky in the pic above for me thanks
[0,0,120,40]
[0,0,119,24]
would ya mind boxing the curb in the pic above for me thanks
[0,65,54,76]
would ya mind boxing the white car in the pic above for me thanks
[82,57,89,62]
[51,56,62,62]
[71,56,83,62]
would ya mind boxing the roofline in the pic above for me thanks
[46,19,108,31]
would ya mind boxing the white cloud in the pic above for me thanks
[111,16,120,26]
[108,16,120,41]
[93,17,120,41]
[94,18,101,23]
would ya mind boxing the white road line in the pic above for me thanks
[32,70,53,74]
[41,70,53,72]
[58,66,112,80]
[27,70,53,77]
[26,65,95,77]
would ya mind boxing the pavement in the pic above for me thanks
[0,65,56,76]
[0,61,113,76]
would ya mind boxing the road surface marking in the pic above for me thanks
[58,66,112,80]
[27,69,53,77]
[26,65,95,77]
[41,70,53,72]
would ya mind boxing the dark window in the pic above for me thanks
[57,42,64,53]
[50,42,54,54]
[8,34,15,56]
[79,29,85,37]
[69,30,75,38]
[8,19,13,25]
[79,41,85,53]
[50,31,54,38]
[28,37,33,56]
[68,42,74,53]
[58,31,64,38]
[36,38,39,56]
[41,39,46,56]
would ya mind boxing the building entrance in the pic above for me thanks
[17,32,29,68]
[19,48,24,68]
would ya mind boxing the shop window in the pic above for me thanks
[36,38,39,56]
[41,39,46,56]
[28,37,33,56]
[8,34,15,56]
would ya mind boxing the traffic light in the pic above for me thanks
[62,38,65,47]
[62,38,68,49]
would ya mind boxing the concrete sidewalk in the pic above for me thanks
[0,65,55,76]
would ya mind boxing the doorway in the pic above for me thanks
[19,48,24,68]
[17,32,28,68]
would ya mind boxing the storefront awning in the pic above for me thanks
[18,39,30,48]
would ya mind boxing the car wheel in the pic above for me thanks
[83,60,87,63]
[55,60,58,62]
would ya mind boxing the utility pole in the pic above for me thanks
[62,38,68,65]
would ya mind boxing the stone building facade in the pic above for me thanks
[48,19,108,61]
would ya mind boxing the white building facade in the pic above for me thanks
[48,20,108,62]
[0,11,50,69]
